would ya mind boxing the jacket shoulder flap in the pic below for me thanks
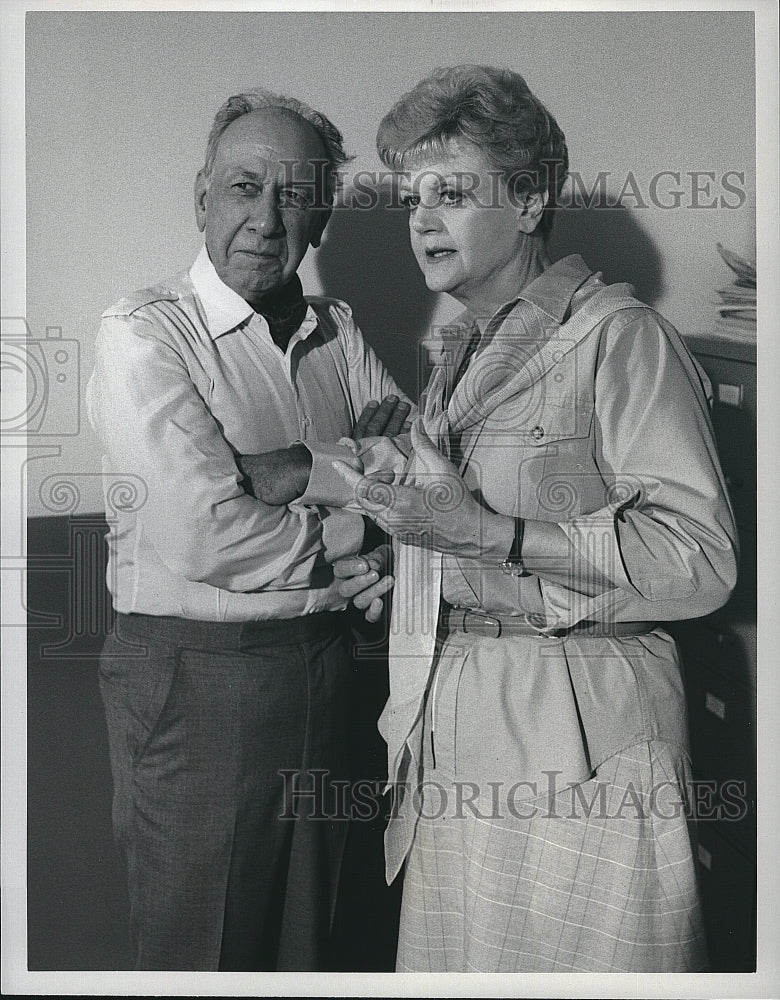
[102,283,180,319]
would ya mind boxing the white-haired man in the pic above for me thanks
[87,90,408,971]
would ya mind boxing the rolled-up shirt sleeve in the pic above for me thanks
[297,439,363,507]
[87,313,331,592]
[541,312,738,625]
[298,434,413,509]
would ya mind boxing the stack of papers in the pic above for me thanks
[715,243,756,339]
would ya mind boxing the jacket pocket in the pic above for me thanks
[469,394,596,522]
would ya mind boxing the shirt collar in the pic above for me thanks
[190,246,254,339]
[514,254,595,323]
[189,245,319,343]
[449,254,597,346]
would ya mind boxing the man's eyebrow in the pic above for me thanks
[224,168,316,198]
[225,168,267,183]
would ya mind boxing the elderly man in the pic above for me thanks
[86,89,408,972]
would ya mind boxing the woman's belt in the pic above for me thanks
[438,605,658,640]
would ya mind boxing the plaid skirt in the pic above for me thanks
[396,739,708,973]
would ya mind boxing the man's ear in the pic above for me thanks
[194,170,208,233]
[516,190,549,234]
[309,206,332,249]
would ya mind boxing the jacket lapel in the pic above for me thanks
[448,281,640,435]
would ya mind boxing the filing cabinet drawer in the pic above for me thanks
[672,616,755,697]
[693,353,756,530]
[678,336,757,975]
[685,660,755,787]
[706,526,758,694]
[668,528,756,694]
[695,825,756,971]
[699,614,757,696]
[684,660,756,854]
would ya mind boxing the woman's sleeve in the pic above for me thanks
[538,310,738,626]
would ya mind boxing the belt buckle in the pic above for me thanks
[463,609,502,638]
[523,612,567,639]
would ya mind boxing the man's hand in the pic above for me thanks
[334,419,513,560]
[333,544,394,622]
[352,395,411,439]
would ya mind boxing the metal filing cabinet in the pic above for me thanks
[670,332,757,972]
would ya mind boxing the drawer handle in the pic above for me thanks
[697,844,712,870]
[705,692,726,720]
[716,382,744,408]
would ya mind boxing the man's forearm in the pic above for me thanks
[238,395,410,508]
[237,444,312,505]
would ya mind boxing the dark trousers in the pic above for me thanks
[99,611,352,971]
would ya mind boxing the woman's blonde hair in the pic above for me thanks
[377,65,568,238]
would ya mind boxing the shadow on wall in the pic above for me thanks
[549,203,664,306]
[316,191,663,400]
[316,181,438,401]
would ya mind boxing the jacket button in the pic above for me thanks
[531,425,544,440]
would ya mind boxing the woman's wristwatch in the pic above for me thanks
[500,516,526,577]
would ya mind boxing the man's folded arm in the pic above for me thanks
[86,314,362,591]
[238,403,413,509]
[235,444,313,506]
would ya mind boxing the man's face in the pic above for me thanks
[194,109,330,306]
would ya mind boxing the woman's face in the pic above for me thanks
[398,139,539,316]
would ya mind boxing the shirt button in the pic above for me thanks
[531,425,544,440]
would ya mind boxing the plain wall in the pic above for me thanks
[24,9,755,516]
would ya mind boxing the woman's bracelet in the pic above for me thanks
[500,517,526,577]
